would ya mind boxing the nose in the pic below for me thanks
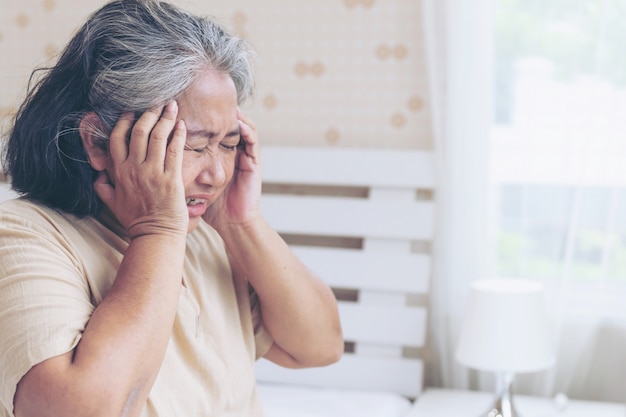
[197,153,227,188]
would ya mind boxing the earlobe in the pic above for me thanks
[79,112,108,171]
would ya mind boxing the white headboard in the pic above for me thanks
[256,146,435,399]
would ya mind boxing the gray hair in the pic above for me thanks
[87,0,256,132]
[5,0,256,216]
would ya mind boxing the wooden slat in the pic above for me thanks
[338,302,427,347]
[292,246,430,294]
[257,146,433,398]
[261,195,434,240]
[261,146,436,189]
[255,354,423,398]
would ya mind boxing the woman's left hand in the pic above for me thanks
[203,110,344,368]
[202,109,262,229]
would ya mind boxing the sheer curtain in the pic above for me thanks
[423,0,626,403]
[421,0,494,390]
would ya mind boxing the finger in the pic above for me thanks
[164,120,186,176]
[146,101,179,165]
[128,105,164,162]
[238,119,259,160]
[237,107,257,132]
[108,112,135,162]
[237,108,259,149]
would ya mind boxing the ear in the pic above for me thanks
[79,112,108,171]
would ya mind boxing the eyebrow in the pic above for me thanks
[186,128,240,140]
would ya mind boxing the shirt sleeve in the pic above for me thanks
[0,208,93,416]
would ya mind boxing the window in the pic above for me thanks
[490,0,626,298]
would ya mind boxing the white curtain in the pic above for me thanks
[423,0,626,403]
[421,0,494,390]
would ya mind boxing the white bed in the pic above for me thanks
[258,383,412,417]
[256,146,436,417]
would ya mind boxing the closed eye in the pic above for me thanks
[184,144,207,153]
[220,136,241,151]
[184,144,237,153]
[220,143,237,151]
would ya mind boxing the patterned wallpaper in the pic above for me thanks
[0,0,432,149]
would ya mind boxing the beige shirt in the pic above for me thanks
[0,198,273,417]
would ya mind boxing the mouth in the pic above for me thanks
[186,197,207,206]
[185,197,209,218]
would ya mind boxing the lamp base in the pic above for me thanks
[481,372,520,417]
[482,396,519,417]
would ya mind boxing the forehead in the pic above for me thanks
[181,70,237,102]
[176,70,238,132]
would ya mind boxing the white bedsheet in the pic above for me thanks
[258,383,413,417]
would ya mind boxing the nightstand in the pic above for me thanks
[408,389,625,417]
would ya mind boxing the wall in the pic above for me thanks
[0,0,432,149]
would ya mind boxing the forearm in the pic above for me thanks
[76,234,185,396]
[217,217,343,367]
[15,234,186,417]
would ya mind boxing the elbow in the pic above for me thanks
[320,335,345,366]
[317,350,343,367]
[306,329,344,368]
[14,360,147,417]
[293,343,343,368]
[269,329,344,369]
[15,387,140,417]
[319,318,344,366]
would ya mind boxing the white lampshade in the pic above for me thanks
[455,279,555,374]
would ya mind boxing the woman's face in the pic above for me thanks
[176,70,240,232]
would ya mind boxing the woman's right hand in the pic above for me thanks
[94,101,189,240]
[14,102,190,417]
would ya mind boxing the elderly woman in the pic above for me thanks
[0,1,343,416]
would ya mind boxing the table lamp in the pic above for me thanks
[455,279,555,417]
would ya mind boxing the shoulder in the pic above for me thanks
[0,198,81,235]
[0,198,108,258]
